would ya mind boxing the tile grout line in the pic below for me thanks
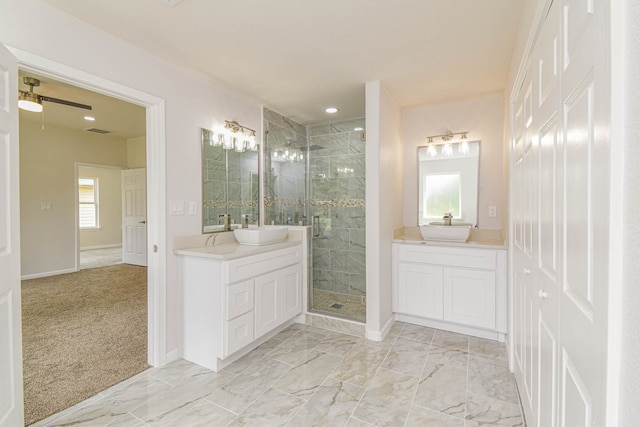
[403,329,435,427]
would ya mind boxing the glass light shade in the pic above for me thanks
[442,143,453,156]
[427,145,437,157]
[247,134,257,151]
[235,137,246,152]
[18,92,43,112]
[459,140,469,154]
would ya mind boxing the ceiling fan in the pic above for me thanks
[18,77,92,113]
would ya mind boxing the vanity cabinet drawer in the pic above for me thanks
[398,244,496,270]
[226,246,302,283]
[224,311,254,357]
[226,279,254,320]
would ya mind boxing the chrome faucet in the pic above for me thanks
[443,212,453,226]
[218,213,231,231]
[241,214,252,229]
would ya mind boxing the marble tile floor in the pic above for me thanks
[80,247,123,270]
[32,322,524,427]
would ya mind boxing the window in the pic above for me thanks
[79,178,99,229]
[422,173,461,219]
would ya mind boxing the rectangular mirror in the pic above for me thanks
[201,128,259,233]
[418,140,480,226]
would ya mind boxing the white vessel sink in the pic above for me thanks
[233,226,288,246]
[420,224,471,242]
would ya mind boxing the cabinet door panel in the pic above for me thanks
[444,268,496,329]
[224,311,254,357]
[281,264,302,321]
[226,278,254,320]
[398,262,444,319]
[254,271,281,339]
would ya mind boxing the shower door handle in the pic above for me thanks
[313,216,320,238]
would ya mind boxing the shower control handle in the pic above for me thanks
[313,216,320,238]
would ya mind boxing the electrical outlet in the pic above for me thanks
[488,206,497,217]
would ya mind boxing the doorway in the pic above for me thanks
[18,71,151,424]
[13,49,167,425]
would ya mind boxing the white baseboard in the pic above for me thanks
[365,314,395,341]
[21,268,77,280]
[395,313,506,342]
[164,348,181,366]
[80,244,122,251]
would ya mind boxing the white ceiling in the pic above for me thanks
[35,0,525,126]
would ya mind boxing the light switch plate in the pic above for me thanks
[170,200,184,215]
[41,201,52,211]
[488,206,497,217]
[188,201,197,215]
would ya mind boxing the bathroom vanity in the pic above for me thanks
[392,227,507,341]
[175,232,303,371]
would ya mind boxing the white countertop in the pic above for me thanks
[393,227,507,249]
[174,240,302,261]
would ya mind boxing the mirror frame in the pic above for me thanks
[417,140,480,227]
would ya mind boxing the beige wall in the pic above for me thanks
[19,118,128,278]
[127,136,146,168]
[401,92,505,229]
[78,165,124,250]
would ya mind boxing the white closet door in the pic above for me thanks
[0,42,24,427]
[558,0,611,425]
[510,0,612,425]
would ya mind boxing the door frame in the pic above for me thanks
[11,47,167,367]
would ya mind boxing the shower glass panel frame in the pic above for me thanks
[263,108,366,323]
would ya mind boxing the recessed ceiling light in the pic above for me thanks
[325,107,338,114]
[354,127,364,131]
[84,116,96,121]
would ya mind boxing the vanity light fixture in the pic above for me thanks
[425,130,470,157]
[212,120,258,153]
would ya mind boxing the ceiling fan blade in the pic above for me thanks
[41,95,92,111]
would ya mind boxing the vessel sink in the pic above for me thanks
[420,224,472,242]
[233,226,288,246]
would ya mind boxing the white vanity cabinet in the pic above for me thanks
[392,242,506,340]
[178,243,303,371]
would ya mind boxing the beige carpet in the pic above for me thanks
[21,264,149,426]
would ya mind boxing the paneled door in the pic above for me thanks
[0,42,24,427]
[510,0,611,425]
[558,0,611,424]
[122,168,147,266]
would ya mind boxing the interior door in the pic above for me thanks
[0,43,25,427]
[558,0,610,424]
[122,168,147,266]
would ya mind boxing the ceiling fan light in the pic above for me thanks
[18,92,42,112]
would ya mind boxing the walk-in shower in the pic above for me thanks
[263,108,366,322]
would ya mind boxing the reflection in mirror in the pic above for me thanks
[418,140,480,227]
[201,128,259,233]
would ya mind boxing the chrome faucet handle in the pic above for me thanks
[218,213,231,231]
[240,214,252,228]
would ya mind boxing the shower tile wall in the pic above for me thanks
[308,119,366,300]
[263,109,308,225]
[227,149,259,224]
[202,130,227,226]
[202,129,259,228]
